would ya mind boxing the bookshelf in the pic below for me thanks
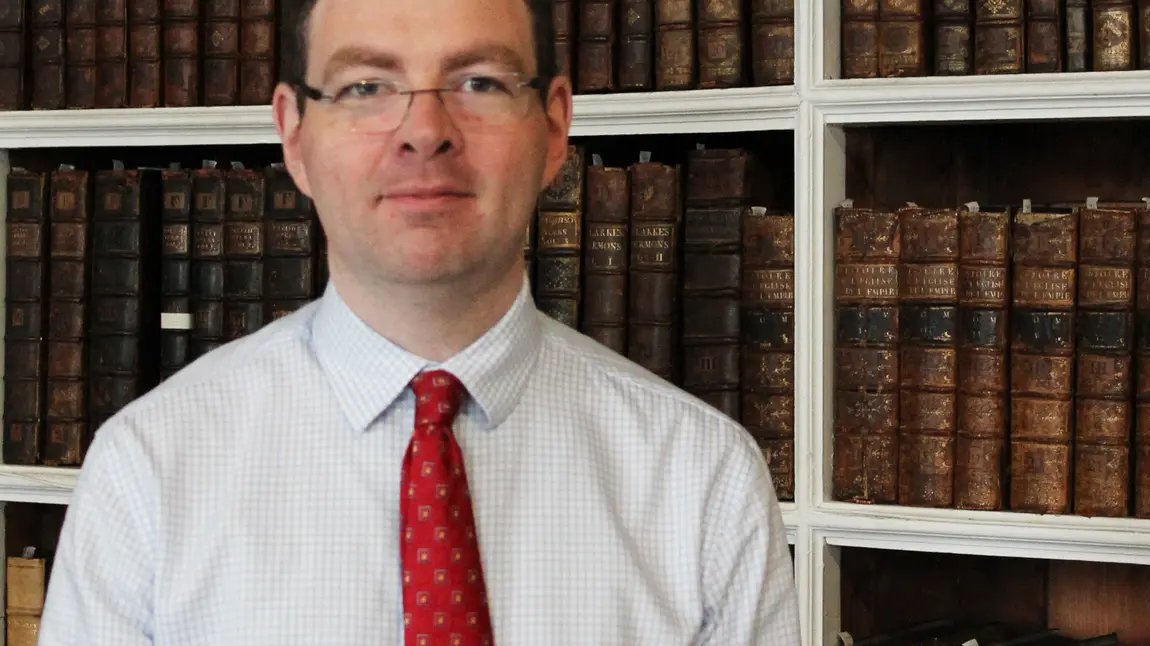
[6,0,1150,643]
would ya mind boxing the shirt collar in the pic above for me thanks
[309,274,542,432]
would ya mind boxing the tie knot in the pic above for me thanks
[410,370,465,427]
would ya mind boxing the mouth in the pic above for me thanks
[383,186,474,209]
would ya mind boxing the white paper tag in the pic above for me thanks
[962,639,980,646]
[840,198,854,208]
[1022,198,1032,213]
[964,201,980,213]
[592,154,603,166]
[752,206,767,216]
[837,632,854,646]
[639,151,651,163]
[1086,196,1099,209]
[161,312,194,330]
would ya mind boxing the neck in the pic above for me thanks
[330,260,525,363]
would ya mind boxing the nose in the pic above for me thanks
[394,90,462,159]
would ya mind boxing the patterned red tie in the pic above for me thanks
[401,370,495,646]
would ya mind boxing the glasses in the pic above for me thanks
[292,72,544,133]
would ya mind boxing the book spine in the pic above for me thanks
[160,168,193,380]
[618,0,653,89]
[654,0,694,89]
[878,0,926,76]
[627,158,681,383]
[0,0,27,109]
[222,164,265,340]
[750,0,795,85]
[203,0,238,105]
[95,0,127,107]
[581,161,630,355]
[697,0,745,88]
[578,0,615,92]
[263,164,315,320]
[127,0,161,106]
[238,0,274,104]
[973,0,1024,74]
[535,145,585,329]
[65,0,97,107]
[163,0,200,106]
[190,166,225,358]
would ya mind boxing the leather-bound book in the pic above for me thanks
[841,619,957,646]
[954,203,1010,511]
[222,162,265,340]
[29,0,65,109]
[751,0,794,85]
[1092,0,1135,70]
[681,147,761,421]
[264,163,315,321]
[6,551,46,646]
[1065,0,1088,71]
[162,0,199,106]
[190,161,226,359]
[618,0,653,90]
[897,205,959,507]
[95,0,127,107]
[45,166,91,466]
[580,156,629,355]
[239,0,273,104]
[1137,203,1150,518]
[89,164,161,434]
[553,0,575,81]
[934,0,972,74]
[1010,202,1076,515]
[203,0,238,105]
[65,0,97,107]
[973,0,1024,73]
[878,0,926,76]
[127,0,160,105]
[741,206,795,501]
[697,0,745,88]
[1026,0,1061,71]
[4,169,49,464]
[1142,0,1150,68]
[654,0,694,89]
[842,0,878,77]
[0,0,26,109]
[832,202,900,504]
[1073,200,1135,517]
[627,154,681,383]
[578,0,615,92]
[160,164,193,380]
[535,145,584,328]
[315,206,328,295]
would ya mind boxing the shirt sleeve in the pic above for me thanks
[700,432,801,646]
[38,420,158,646]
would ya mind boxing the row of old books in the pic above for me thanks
[3,161,326,467]
[528,144,796,501]
[841,619,1120,646]
[842,0,1150,78]
[554,0,795,92]
[0,0,282,110]
[832,199,1150,519]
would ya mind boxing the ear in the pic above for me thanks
[272,82,313,197]
[539,75,574,191]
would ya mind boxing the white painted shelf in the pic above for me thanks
[0,466,77,505]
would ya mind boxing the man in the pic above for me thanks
[38,0,800,642]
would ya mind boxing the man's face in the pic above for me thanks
[273,0,572,292]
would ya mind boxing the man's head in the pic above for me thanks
[272,0,572,299]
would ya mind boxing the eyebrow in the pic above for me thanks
[321,47,403,83]
[442,43,531,75]
[318,43,532,85]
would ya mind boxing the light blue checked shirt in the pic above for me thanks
[39,276,799,645]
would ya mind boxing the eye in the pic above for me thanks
[457,75,512,94]
[334,80,394,102]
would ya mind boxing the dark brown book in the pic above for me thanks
[973,0,1024,74]
[553,0,575,81]
[618,0,653,90]
[1026,0,1061,71]
[535,145,584,328]
[741,206,794,501]
[190,161,225,358]
[89,164,161,433]
[1073,201,1135,517]
[29,0,65,109]
[0,0,26,109]
[95,0,127,107]
[954,203,1010,511]
[654,0,694,89]
[1010,204,1076,515]
[222,162,265,340]
[897,205,959,508]
[1138,203,1150,518]
[159,164,192,380]
[750,0,794,85]
[65,0,97,107]
[4,169,49,464]
[878,0,926,76]
[1092,0,1135,70]
[163,0,199,106]
[239,0,273,104]
[45,166,91,466]
[627,154,681,382]
[127,0,160,105]
[1065,0,1088,71]
[833,203,900,504]
[842,0,879,77]
[578,0,615,92]
[264,163,315,321]
[681,147,756,421]
[580,157,629,355]
[203,0,238,105]
[698,0,745,88]
[1141,0,1150,69]
[934,0,972,74]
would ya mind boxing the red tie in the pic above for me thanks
[401,370,495,646]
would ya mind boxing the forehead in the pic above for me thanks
[306,0,536,79]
